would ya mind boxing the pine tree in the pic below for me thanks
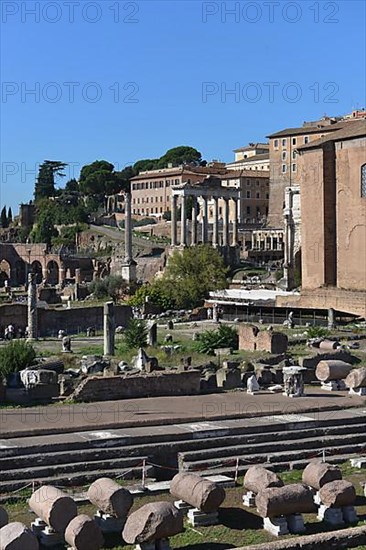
[34,161,67,201]
[7,207,12,224]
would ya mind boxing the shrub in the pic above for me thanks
[194,324,238,355]
[0,340,37,378]
[89,275,128,302]
[124,319,148,349]
[306,326,330,338]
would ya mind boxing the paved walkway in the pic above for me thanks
[1,387,364,438]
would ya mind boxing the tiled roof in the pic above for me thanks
[297,119,366,151]
[267,120,347,139]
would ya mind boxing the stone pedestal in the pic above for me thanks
[349,387,366,396]
[350,457,366,469]
[287,513,305,534]
[263,516,289,536]
[35,524,64,547]
[122,260,137,284]
[187,508,219,527]
[342,505,358,523]
[321,380,346,391]
[242,491,256,507]
[318,505,344,526]
[174,500,193,512]
[31,518,47,537]
[283,367,306,397]
[94,511,125,533]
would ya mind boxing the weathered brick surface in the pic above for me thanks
[239,324,288,353]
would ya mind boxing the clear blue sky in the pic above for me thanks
[1,0,365,212]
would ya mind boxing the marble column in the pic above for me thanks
[212,196,219,247]
[232,199,238,246]
[180,195,187,245]
[223,198,229,247]
[27,273,38,340]
[202,196,209,243]
[103,301,115,356]
[124,192,133,262]
[171,194,177,246]
[191,196,197,246]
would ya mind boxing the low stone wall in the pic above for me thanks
[71,370,201,402]
[238,525,366,550]
[0,304,132,336]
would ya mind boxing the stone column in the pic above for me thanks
[232,199,238,246]
[328,308,335,330]
[124,192,133,262]
[27,273,38,340]
[180,195,187,245]
[202,196,209,243]
[212,196,219,247]
[223,198,229,247]
[191,196,197,246]
[103,301,115,356]
[75,268,81,284]
[171,194,178,246]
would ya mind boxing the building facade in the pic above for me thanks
[226,143,269,171]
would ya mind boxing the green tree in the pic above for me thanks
[0,206,8,228]
[158,146,202,168]
[65,178,79,192]
[0,340,36,378]
[124,319,148,349]
[31,202,58,246]
[79,160,124,198]
[89,275,128,302]
[7,207,12,224]
[34,161,67,200]
[162,245,228,309]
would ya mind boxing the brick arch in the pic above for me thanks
[0,259,11,287]
[46,260,60,285]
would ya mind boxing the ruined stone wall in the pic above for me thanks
[276,288,366,318]
[71,370,201,402]
[0,304,132,335]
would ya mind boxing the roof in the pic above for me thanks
[227,153,269,164]
[222,170,269,179]
[233,143,269,153]
[297,119,366,151]
[267,120,347,139]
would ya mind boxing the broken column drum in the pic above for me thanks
[87,478,133,518]
[0,522,39,550]
[345,367,366,389]
[319,480,356,508]
[302,461,342,490]
[122,502,183,545]
[64,514,104,550]
[315,360,353,382]
[255,483,315,518]
[244,466,284,494]
[170,472,225,513]
[29,486,77,533]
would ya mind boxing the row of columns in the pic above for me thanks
[252,232,284,251]
[171,194,239,248]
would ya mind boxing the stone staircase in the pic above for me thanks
[0,408,365,493]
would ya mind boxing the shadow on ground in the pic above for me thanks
[219,507,262,530]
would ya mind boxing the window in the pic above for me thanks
[292,163,297,172]
[166,180,170,187]
[246,179,250,186]
[304,136,309,144]
[362,164,366,197]
[256,180,259,186]
[292,150,297,159]
[266,193,269,199]
[246,190,251,198]
[274,139,279,148]
[246,206,251,215]
[256,192,260,199]
[282,164,287,173]
[292,137,297,145]
[282,138,287,147]
[282,151,287,160]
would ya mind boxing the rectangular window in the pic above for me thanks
[274,139,279,148]
[304,136,309,144]
[292,137,297,145]
[292,150,297,159]
[266,193,269,199]
[282,138,287,147]
[256,192,260,199]
[282,151,287,160]
[246,190,251,198]
[292,163,297,172]
[246,206,251,215]
[282,164,287,173]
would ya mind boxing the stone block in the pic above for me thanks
[216,368,242,390]
[263,516,289,536]
[342,505,358,523]
[187,508,219,527]
[94,512,126,533]
[242,491,256,508]
[286,513,306,534]
[318,505,344,526]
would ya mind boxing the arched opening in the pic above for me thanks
[0,259,11,287]
[15,260,26,286]
[47,260,59,285]
[31,261,43,284]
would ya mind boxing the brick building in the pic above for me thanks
[277,118,366,317]
[219,170,269,225]
[226,142,269,171]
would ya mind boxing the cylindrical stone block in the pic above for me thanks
[302,461,342,490]
[255,483,316,518]
[87,478,133,518]
[0,507,8,529]
[345,367,366,389]
[170,472,225,513]
[0,522,39,550]
[319,340,339,350]
[64,514,104,550]
[319,480,356,508]
[243,466,284,494]
[29,486,77,533]
[122,502,183,544]
[315,360,353,382]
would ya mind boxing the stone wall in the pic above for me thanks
[276,288,366,318]
[71,370,201,402]
[238,324,288,353]
[0,304,132,336]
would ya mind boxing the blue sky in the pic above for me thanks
[1,0,365,212]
